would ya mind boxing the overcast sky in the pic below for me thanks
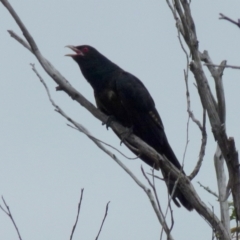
[1,1,240,240]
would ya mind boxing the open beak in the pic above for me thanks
[65,45,84,57]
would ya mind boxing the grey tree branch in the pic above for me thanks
[70,189,84,240]
[67,124,140,160]
[95,202,110,240]
[214,146,230,234]
[0,0,232,239]
[0,196,23,240]
[219,13,240,28]
[212,59,230,233]
[200,51,230,232]
[204,63,240,70]
[188,110,207,180]
[141,167,173,240]
[197,182,218,198]
[181,34,207,181]
[204,6,233,240]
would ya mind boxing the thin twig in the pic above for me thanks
[8,30,31,51]
[204,63,240,70]
[197,182,219,198]
[168,173,181,212]
[188,110,207,180]
[147,173,164,181]
[168,197,174,233]
[211,205,215,240]
[151,167,162,213]
[66,124,140,160]
[177,13,206,179]
[219,13,240,28]
[176,17,191,168]
[161,10,191,221]
[70,189,84,240]
[165,0,185,37]
[141,166,162,214]
[0,196,23,240]
[141,167,170,240]
[182,114,190,165]
[95,202,110,240]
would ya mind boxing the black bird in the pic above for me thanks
[66,45,193,211]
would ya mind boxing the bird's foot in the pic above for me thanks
[102,115,116,130]
[120,126,133,145]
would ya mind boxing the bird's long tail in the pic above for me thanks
[112,128,193,211]
[161,169,193,211]
[135,147,193,211]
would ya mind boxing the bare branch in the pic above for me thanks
[95,202,110,240]
[147,173,164,181]
[214,146,230,234]
[204,63,240,70]
[141,167,173,240]
[8,30,31,51]
[210,205,216,240]
[177,27,191,168]
[197,182,218,198]
[67,124,140,160]
[70,189,84,240]
[184,76,204,131]
[0,196,23,240]
[188,110,207,180]
[141,166,163,214]
[170,0,208,181]
[219,13,240,28]
[215,61,227,124]
[201,51,230,232]
[168,196,174,233]
[165,0,185,37]
[140,166,174,239]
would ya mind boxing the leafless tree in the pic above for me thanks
[1,0,239,239]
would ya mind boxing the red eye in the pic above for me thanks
[82,47,89,53]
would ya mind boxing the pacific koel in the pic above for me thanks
[66,45,193,211]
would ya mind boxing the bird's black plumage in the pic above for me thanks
[66,45,193,211]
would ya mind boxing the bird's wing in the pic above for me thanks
[115,71,183,170]
[115,71,164,131]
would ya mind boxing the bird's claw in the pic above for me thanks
[120,126,133,145]
[102,115,115,130]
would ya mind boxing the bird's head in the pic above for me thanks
[65,45,120,79]
[65,45,98,63]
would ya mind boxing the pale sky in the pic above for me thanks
[1,1,240,239]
